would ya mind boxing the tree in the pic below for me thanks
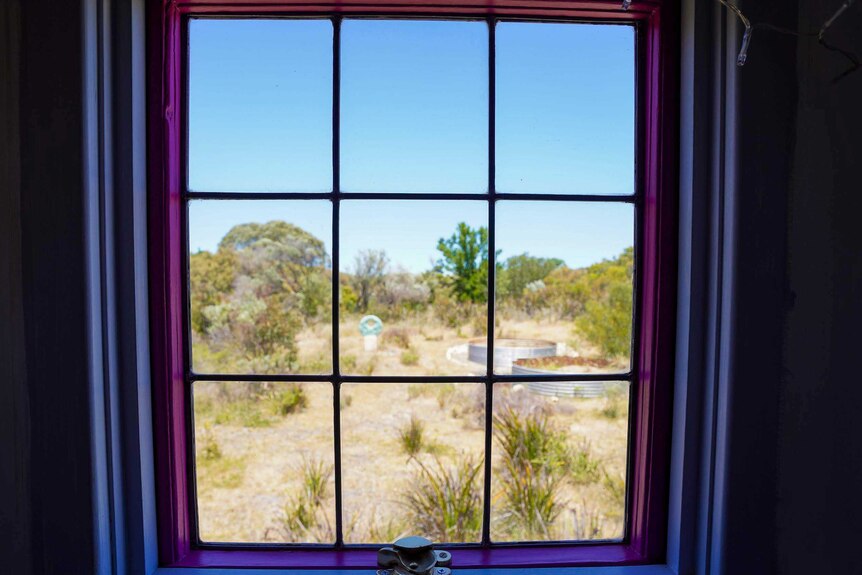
[350,249,389,312]
[189,249,237,334]
[435,223,490,303]
[573,247,634,358]
[498,253,564,299]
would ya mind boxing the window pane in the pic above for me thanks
[494,202,634,374]
[188,200,332,375]
[339,201,488,376]
[341,382,485,543]
[193,381,335,543]
[491,381,629,542]
[496,23,635,195]
[188,19,332,192]
[341,20,488,193]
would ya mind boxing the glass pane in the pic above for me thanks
[339,201,488,376]
[491,381,629,542]
[341,382,486,543]
[494,202,634,374]
[188,200,332,375]
[341,20,488,193]
[496,22,635,195]
[193,381,335,543]
[188,19,332,192]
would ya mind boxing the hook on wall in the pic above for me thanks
[622,0,632,10]
[717,0,753,66]
[716,0,859,82]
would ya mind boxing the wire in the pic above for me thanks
[715,0,860,82]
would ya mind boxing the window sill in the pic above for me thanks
[155,566,675,575]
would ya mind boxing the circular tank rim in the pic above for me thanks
[467,337,557,349]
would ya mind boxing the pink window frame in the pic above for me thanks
[147,0,678,568]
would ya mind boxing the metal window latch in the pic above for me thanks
[377,536,452,575]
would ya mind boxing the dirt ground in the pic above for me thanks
[194,318,630,545]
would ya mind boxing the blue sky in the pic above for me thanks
[187,19,634,272]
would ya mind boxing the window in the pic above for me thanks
[150,1,676,569]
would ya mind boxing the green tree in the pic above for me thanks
[435,223,490,303]
[189,249,237,334]
[573,247,634,358]
[190,220,330,373]
[498,253,564,299]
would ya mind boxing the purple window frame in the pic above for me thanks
[147,0,678,569]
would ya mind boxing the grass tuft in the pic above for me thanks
[400,349,420,366]
[274,384,308,416]
[493,406,570,539]
[403,455,483,543]
[399,416,425,456]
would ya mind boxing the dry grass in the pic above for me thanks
[193,318,630,544]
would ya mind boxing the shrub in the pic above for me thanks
[340,353,358,373]
[382,326,413,349]
[359,356,377,376]
[399,416,425,456]
[212,398,273,428]
[400,349,420,366]
[602,469,626,513]
[275,457,334,543]
[571,502,604,540]
[493,406,571,539]
[274,384,308,416]
[301,457,334,507]
[435,383,456,410]
[600,383,628,420]
[403,455,483,543]
[407,383,435,400]
[198,424,222,461]
[568,440,602,485]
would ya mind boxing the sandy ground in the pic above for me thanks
[194,317,630,544]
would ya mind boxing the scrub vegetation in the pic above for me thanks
[190,220,633,544]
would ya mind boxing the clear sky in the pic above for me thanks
[187,18,635,273]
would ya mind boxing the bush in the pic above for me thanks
[600,383,628,420]
[275,457,334,543]
[407,384,435,401]
[493,406,570,539]
[568,440,601,485]
[274,384,308,416]
[382,326,413,349]
[403,455,483,543]
[198,424,222,461]
[399,416,425,456]
[400,349,420,366]
[340,354,358,373]
[602,469,626,513]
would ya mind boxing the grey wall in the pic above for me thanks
[776,2,862,573]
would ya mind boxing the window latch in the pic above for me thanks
[377,535,452,575]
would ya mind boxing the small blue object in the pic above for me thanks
[359,315,384,336]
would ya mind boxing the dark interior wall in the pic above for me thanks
[776,2,862,573]
[0,0,98,573]
[718,0,797,572]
